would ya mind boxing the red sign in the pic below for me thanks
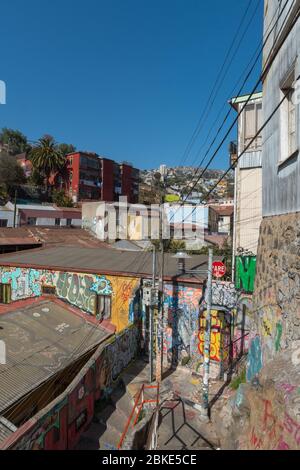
[212,261,226,278]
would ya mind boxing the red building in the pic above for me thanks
[66,152,139,203]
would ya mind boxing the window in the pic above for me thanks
[281,67,298,162]
[75,410,87,432]
[243,102,262,151]
[27,217,37,226]
[96,295,111,320]
[288,87,296,155]
[42,285,56,295]
[55,218,61,226]
[0,219,8,227]
[66,219,72,227]
[0,283,11,304]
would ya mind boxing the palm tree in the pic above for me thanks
[29,135,66,194]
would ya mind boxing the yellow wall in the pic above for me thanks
[108,276,140,332]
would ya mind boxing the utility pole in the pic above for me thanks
[202,248,213,417]
[156,177,165,383]
[149,244,156,383]
[13,189,17,228]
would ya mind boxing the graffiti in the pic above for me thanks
[235,256,257,293]
[275,322,283,352]
[5,327,139,450]
[104,326,139,382]
[11,399,67,450]
[260,399,300,448]
[198,309,230,363]
[110,277,140,332]
[162,284,202,364]
[0,267,41,301]
[247,336,262,382]
[206,281,237,309]
[0,266,140,333]
[250,427,263,450]
[56,272,112,314]
[277,383,298,395]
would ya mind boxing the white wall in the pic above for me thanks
[0,209,15,228]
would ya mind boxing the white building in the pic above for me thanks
[230,92,263,256]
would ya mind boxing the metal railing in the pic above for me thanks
[117,383,160,450]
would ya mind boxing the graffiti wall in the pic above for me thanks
[235,256,257,293]
[198,309,230,363]
[246,213,300,382]
[2,326,139,450]
[0,266,140,333]
[161,283,203,366]
[206,281,238,309]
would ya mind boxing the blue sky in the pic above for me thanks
[0,0,263,170]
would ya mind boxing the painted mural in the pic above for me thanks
[235,256,257,293]
[161,283,203,365]
[3,326,139,450]
[0,266,140,332]
[198,309,230,363]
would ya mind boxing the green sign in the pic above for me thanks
[235,256,257,293]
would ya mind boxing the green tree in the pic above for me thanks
[151,239,186,253]
[0,128,30,155]
[29,135,65,193]
[0,151,26,196]
[52,189,73,208]
[57,143,76,157]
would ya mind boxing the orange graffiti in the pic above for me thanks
[198,309,228,362]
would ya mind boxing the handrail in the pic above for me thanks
[117,383,159,450]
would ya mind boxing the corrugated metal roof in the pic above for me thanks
[0,417,17,445]
[0,245,220,280]
[0,300,111,415]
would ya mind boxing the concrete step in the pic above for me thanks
[99,425,122,451]
[75,422,106,450]
[111,387,134,416]
[95,404,116,426]
[105,408,128,431]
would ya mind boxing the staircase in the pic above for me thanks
[75,359,152,450]
[75,381,135,450]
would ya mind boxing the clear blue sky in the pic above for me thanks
[0,0,263,170]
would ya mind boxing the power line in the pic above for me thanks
[170,0,294,226]
[178,0,259,168]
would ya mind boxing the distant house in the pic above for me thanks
[0,205,15,228]
[208,205,234,235]
[4,202,82,228]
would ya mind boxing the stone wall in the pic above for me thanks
[248,213,300,380]
[215,345,300,450]
[216,213,300,450]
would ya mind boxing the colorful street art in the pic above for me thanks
[162,283,203,365]
[3,326,139,450]
[198,309,230,363]
[206,281,238,309]
[247,336,263,382]
[235,256,257,293]
[0,266,140,333]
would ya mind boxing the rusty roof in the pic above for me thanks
[0,245,222,281]
[0,299,112,416]
[0,227,112,249]
[209,205,234,216]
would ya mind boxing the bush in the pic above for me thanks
[230,368,246,390]
[181,355,191,366]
